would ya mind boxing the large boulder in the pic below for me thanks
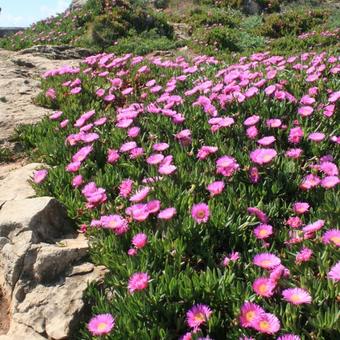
[0,197,107,339]
[70,0,89,10]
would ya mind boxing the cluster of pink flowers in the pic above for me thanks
[37,49,339,337]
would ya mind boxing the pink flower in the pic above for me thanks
[107,149,120,164]
[298,106,314,117]
[128,272,149,293]
[128,126,140,138]
[33,169,48,184]
[120,141,137,153]
[66,161,81,173]
[302,219,325,234]
[282,288,312,305]
[70,86,82,94]
[158,164,177,175]
[60,119,69,128]
[266,119,282,128]
[246,126,258,139]
[247,207,269,223]
[191,203,210,224]
[87,313,115,336]
[216,156,239,177]
[308,132,325,142]
[244,115,260,126]
[252,277,276,297]
[197,146,218,160]
[249,167,260,183]
[321,176,339,189]
[269,264,290,282]
[328,261,340,282]
[250,148,277,165]
[146,200,161,214]
[147,153,164,165]
[186,304,212,330]
[50,111,63,120]
[158,207,176,220]
[128,248,137,256]
[207,181,224,196]
[239,301,265,328]
[295,247,313,264]
[129,204,150,222]
[277,334,301,340]
[288,127,303,144]
[254,224,273,239]
[253,313,280,334]
[257,136,276,146]
[319,162,338,176]
[119,179,133,198]
[153,143,169,151]
[300,174,321,190]
[129,187,150,203]
[180,332,193,340]
[132,233,148,249]
[129,147,144,159]
[45,88,56,99]
[293,202,310,214]
[101,214,129,235]
[322,229,340,247]
[285,148,303,159]
[253,253,281,269]
[72,175,83,188]
[286,216,303,229]
[72,145,93,163]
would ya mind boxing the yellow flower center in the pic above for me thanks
[259,320,269,330]
[197,211,206,218]
[263,154,272,162]
[330,236,340,245]
[259,229,268,237]
[109,220,117,228]
[290,294,301,303]
[259,284,268,294]
[97,322,107,331]
[260,259,271,267]
[194,312,205,322]
[245,311,255,321]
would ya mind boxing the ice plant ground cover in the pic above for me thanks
[19,50,340,339]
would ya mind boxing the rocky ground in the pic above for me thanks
[0,46,106,340]
[0,46,90,145]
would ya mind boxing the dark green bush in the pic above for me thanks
[188,6,242,28]
[206,26,241,51]
[90,13,129,47]
[259,8,330,38]
[110,29,183,55]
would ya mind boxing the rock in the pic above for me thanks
[0,163,45,202]
[18,45,92,60]
[243,0,261,15]
[0,48,82,144]
[172,23,191,41]
[0,197,107,339]
[70,0,89,10]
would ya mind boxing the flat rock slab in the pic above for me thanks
[0,48,81,144]
[0,163,45,202]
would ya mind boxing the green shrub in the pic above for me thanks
[90,13,129,47]
[206,26,241,51]
[188,6,242,28]
[110,29,182,55]
[259,8,330,38]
